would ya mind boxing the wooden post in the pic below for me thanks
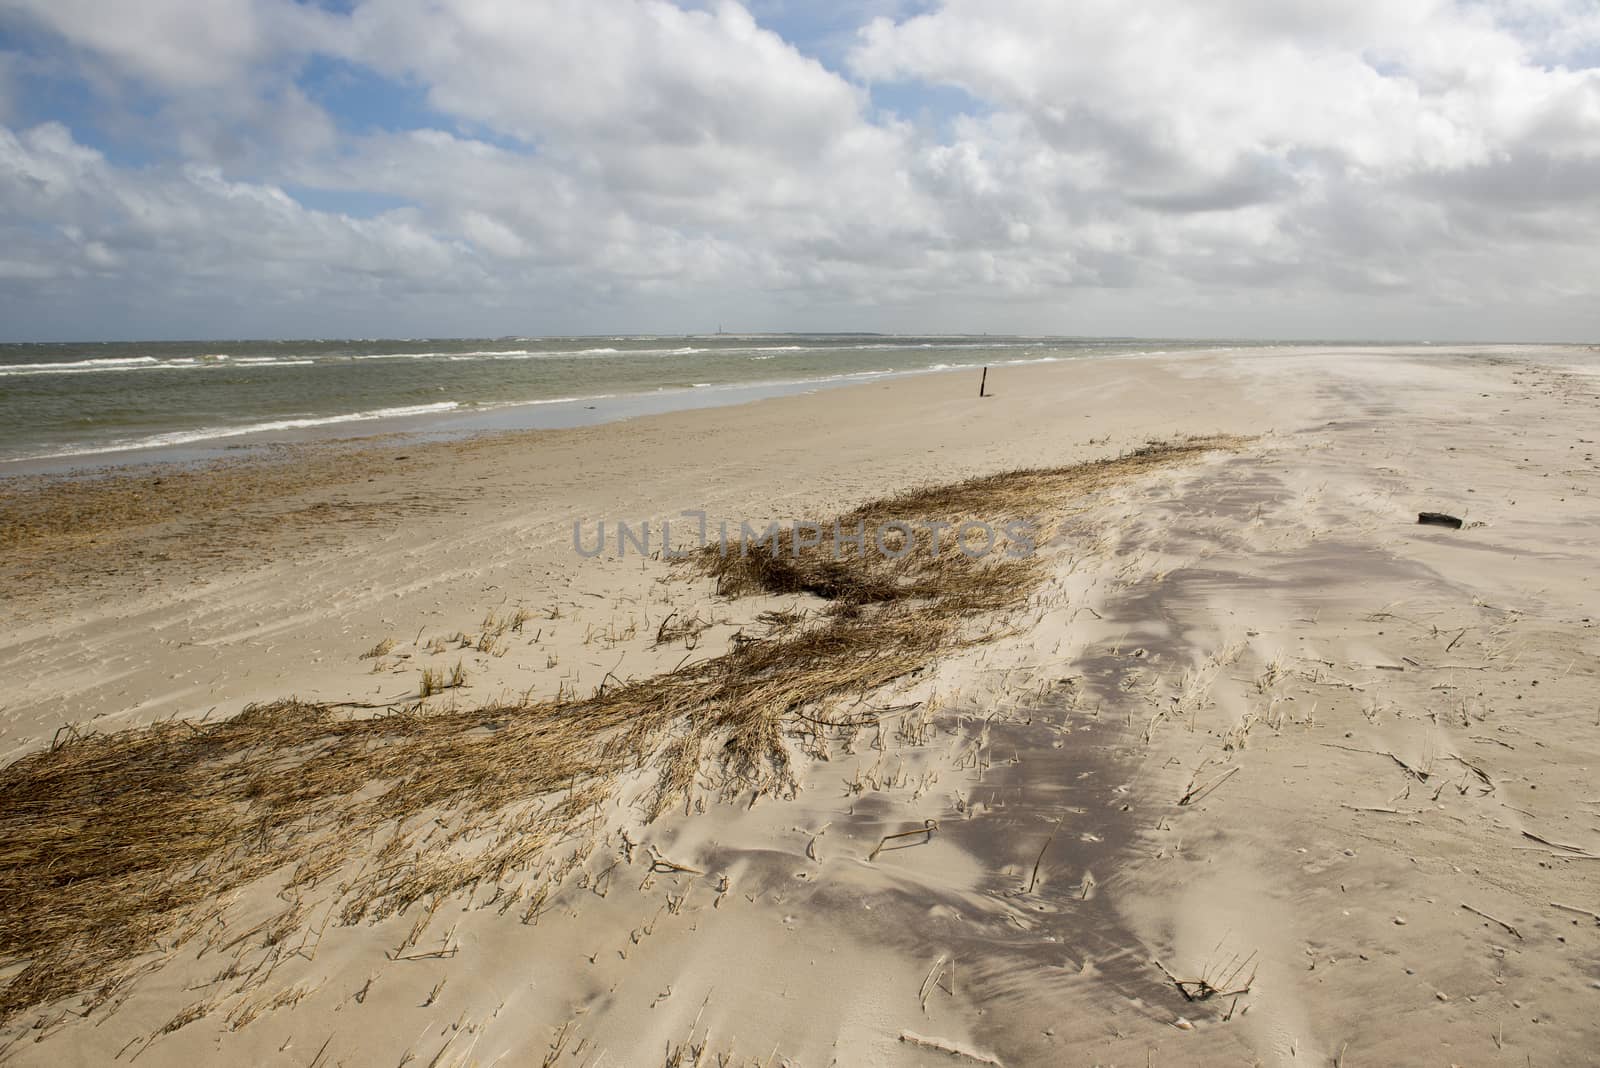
[979,366,988,398]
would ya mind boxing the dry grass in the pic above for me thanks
[419,666,444,696]
[0,445,454,606]
[694,442,1226,604]
[0,436,1240,1024]
[362,637,396,660]
[653,610,715,648]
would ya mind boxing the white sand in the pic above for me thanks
[3,344,1598,1065]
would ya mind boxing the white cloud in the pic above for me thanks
[348,1,860,153]
[0,122,485,331]
[0,0,1598,338]
[0,0,338,89]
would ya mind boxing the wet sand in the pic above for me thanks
[2,344,1598,1065]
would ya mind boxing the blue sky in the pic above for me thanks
[1,0,1599,341]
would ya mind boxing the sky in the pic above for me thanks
[1,0,1598,342]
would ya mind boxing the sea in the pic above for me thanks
[0,334,1278,471]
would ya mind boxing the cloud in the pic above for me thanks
[0,0,1597,339]
[346,1,861,155]
[846,0,1600,308]
[0,0,338,89]
[0,121,490,335]
[849,0,1597,177]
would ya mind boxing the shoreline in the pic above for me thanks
[4,340,1560,477]
[2,348,1284,732]
[0,344,1197,475]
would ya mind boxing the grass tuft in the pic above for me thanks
[0,436,1241,1022]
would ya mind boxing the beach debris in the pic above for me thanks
[1447,754,1495,794]
[869,819,940,861]
[898,1030,1003,1065]
[919,954,957,1010]
[652,610,712,649]
[1320,742,1433,781]
[1550,901,1600,924]
[1025,816,1065,893]
[1417,511,1464,529]
[1178,765,1239,806]
[979,366,988,397]
[1521,829,1594,856]
[1460,902,1523,940]
[1154,952,1257,1003]
[646,845,704,876]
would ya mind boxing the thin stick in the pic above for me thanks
[1153,958,1195,1002]
[1550,901,1600,923]
[869,820,939,861]
[1178,766,1238,806]
[1522,830,1593,856]
[1460,902,1522,940]
[1026,817,1064,893]
[898,1031,1001,1066]
[307,1032,336,1068]
[918,954,948,1011]
[647,845,704,875]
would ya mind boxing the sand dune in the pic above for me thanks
[2,345,1597,1065]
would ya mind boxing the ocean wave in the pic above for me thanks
[17,402,461,461]
[327,340,1062,366]
[0,354,313,376]
[0,356,159,375]
[352,345,733,362]
[355,348,560,361]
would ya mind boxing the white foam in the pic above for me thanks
[0,354,313,376]
[0,356,159,375]
[19,402,461,461]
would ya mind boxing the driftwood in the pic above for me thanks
[1417,512,1463,529]
[900,1031,1001,1065]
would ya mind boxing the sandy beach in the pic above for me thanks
[3,344,1599,1066]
